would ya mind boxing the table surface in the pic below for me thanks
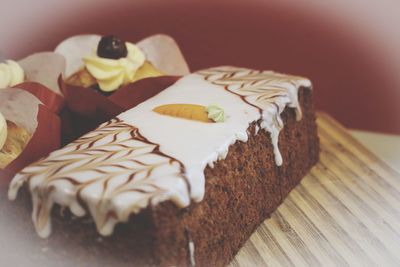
[231,113,400,267]
[350,129,400,174]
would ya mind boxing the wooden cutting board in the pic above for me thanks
[231,112,400,267]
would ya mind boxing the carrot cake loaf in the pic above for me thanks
[8,66,319,267]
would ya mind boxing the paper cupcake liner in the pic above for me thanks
[5,105,60,173]
[0,89,61,186]
[13,82,65,114]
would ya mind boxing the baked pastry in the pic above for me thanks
[9,66,319,266]
[65,35,163,95]
[0,113,31,169]
[0,112,6,150]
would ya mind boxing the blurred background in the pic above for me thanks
[1,0,399,135]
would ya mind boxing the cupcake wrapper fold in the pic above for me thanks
[13,82,65,114]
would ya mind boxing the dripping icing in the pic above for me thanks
[197,67,311,165]
[9,118,190,237]
[8,66,311,237]
[189,240,196,267]
[185,227,196,267]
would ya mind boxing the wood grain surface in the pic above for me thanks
[230,112,400,267]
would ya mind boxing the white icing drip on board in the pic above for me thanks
[189,240,196,266]
[8,66,311,237]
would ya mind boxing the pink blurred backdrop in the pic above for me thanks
[1,0,399,134]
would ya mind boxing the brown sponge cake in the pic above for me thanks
[150,89,318,267]
[6,67,319,266]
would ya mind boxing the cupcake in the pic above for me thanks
[64,35,162,95]
[57,34,189,96]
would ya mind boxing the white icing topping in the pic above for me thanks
[119,74,260,202]
[9,119,188,237]
[198,67,311,164]
[189,240,195,266]
[8,66,311,238]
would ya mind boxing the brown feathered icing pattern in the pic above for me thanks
[9,118,188,237]
[198,66,311,165]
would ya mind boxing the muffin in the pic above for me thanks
[65,35,163,95]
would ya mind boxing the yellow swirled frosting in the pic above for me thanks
[0,60,24,89]
[83,43,146,92]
